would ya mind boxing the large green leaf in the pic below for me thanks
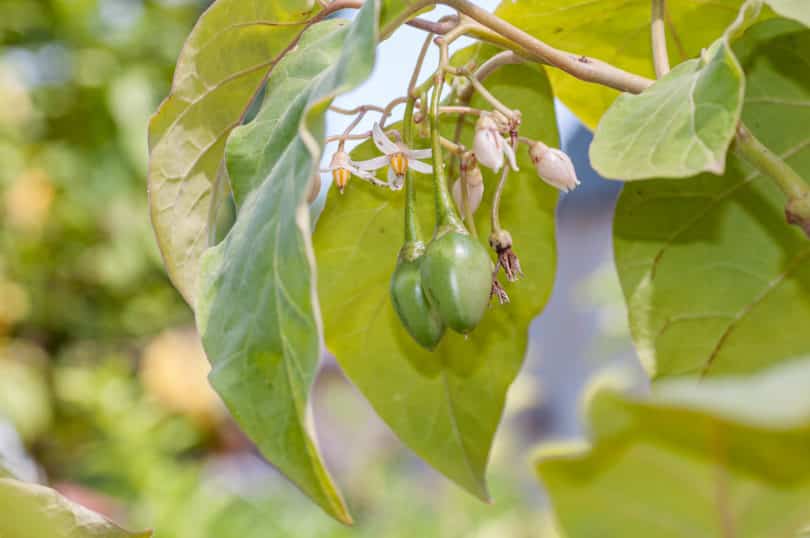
[590,40,744,180]
[147,0,323,304]
[536,357,810,538]
[313,51,558,499]
[496,0,746,129]
[196,2,380,524]
[614,19,810,379]
[0,478,151,538]
[764,0,810,26]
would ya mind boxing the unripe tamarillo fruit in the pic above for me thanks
[390,258,445,349]
[420,232,492,334]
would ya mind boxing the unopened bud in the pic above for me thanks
[529,141,579,192]
[452,179,484,215]
[473,112,504,172]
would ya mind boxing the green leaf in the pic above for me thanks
[590,40,744,180]
[613,19,810,379]
[496,0,746,129]
[0,478,151,538]
[312,49,558,499]
[196,1,381,524]
[147,0,323,304]
[536,357,810,538]
[763,0,810,27]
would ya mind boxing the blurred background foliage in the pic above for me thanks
[0,1,567,535]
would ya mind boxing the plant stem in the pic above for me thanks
[441,0,653,94]
[402,97,423,244]
[491,145,513,233]
[458,51,523,101]
[734,124,810,237]
[408,33,435,98]
[651,0,670,78]
[430,42,464,232]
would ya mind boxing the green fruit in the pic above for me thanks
[421,232,492,334]
[390,257,445,350]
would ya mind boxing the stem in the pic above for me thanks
[651,0,670,78]
[450,66,514,118]
[734,124,810,236]
[442,0,653,94]
[337,109,367,151]
[408,33,434,98]
[459,51,524,101]
[402,97,423,244]
[491,152,511,233]
[325,96,407,144]
[430,44,464,232]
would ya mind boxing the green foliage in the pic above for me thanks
[590,40,743,180]
[613,19,810,379]
[0,478,151,538]
[196,3,383,523]
[313,51,558,500]
[536,357,810,538]
[495,0,746,128]
[135,0,810,531]
[147,0,324,304]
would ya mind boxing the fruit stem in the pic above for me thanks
[402,96,423,246]
[430,38,465,234]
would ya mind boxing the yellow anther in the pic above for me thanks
[332,168,351,193]
[390,153,408,177]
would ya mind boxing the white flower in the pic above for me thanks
[473,111,518,173]
[529,141,579,192]
[321,150,377,194]
[353,123,433,188]
[452,153,484,215]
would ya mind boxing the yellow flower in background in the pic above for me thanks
[4,168,54,232]
[140,328,224,428]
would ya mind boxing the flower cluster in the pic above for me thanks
[322,123,432,193]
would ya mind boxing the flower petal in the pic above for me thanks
[502,140,519,171]
[474,130,503,171]
[348,164,377,180]
[405,148,432,160]
[372,123,399,154]
[353,155,390,171]
[408,159,433,174]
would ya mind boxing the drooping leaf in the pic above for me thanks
[147,0,324,304]
[226,20,350,207]
[0,478,151,538]
[312,49,558,499]
[196,2,381,523]
[536,357,810,538]
[763,0,810,26]
[590,40,744,180]
[496,0,746,129]
[613,19,810,379]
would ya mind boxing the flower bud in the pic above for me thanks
[473,112,504,172]
[452,152,484,215]
[529,141,580,192]
[452,179,483,216]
